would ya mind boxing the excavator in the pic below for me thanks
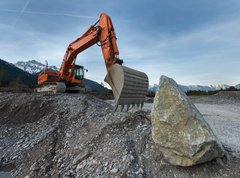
[37,13,149,110]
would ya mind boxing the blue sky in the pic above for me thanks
[0,0,240,86]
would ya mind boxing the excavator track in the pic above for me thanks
[35,82,66,93]
[105,64,149,111]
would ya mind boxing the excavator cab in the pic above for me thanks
[64,65,85,92]
[68,64,84,86]
[72,65,84,80]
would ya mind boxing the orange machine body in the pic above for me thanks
[38,65,85,86]
[37,70,59,85]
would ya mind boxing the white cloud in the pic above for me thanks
[114,17,240,85]
[1,3,240,86]
[0,8,98,20]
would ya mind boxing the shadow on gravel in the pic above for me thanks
[0,93,56,126]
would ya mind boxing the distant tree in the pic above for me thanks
[146,90,155,97]
[0,68,7,87]
[0,68,4,87]
[226,86,237,91]
[9,76,22,88]
[186,90,220,96]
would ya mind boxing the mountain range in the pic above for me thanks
[14,60,109,92]
[15,60,58,74]
[0,59,37,87]
[149,83,240,93]
[2,59,238,92]
[0,59,109,92]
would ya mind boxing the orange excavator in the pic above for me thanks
[37,13,149,110]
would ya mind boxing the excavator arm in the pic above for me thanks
[59,13,122,81]
[59,13,149,110]
[59,25,98,81]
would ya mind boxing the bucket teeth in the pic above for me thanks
[114,102,146,112]
[127,105,130,111]
[121,105,124,111]
[105,64,149,112]
[114,103,146,112]
[114,105,118,112]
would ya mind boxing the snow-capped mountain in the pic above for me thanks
[235,84,240,89]
[0,58,37,86]
[14,60,58,75]
[14,60,239,92]
[179,84,230,92]
[13,59,109,92]
[209,84,229,90]
[149,83,239,92]
[179,85,213,92]
[148,84,159,93]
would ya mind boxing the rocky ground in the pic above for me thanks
[188,92,240,155]
[144,92,240,155]
[0,92,240,178]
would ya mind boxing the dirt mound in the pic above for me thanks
[0,93,55,126]
[190,91,240,105]
[214,91,240,100]
[1,93,240,177]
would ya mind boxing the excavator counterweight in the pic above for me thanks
[37,13,149,110]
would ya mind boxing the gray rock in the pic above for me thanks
[72,150,90,166]
[30,162,39,171]
[110,168,118,174]
[122,154,134,163]
[151,75,225,166]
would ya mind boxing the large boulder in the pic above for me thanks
[151,75,225,166]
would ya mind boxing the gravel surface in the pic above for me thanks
[1,92,240,178]
[143,91,240,155]
[195,103,240,155]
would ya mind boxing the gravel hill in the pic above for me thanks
[0,92,240,178]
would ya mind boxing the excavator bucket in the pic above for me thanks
[105,64,149,111]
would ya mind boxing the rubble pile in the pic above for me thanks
[0,92,240,178]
